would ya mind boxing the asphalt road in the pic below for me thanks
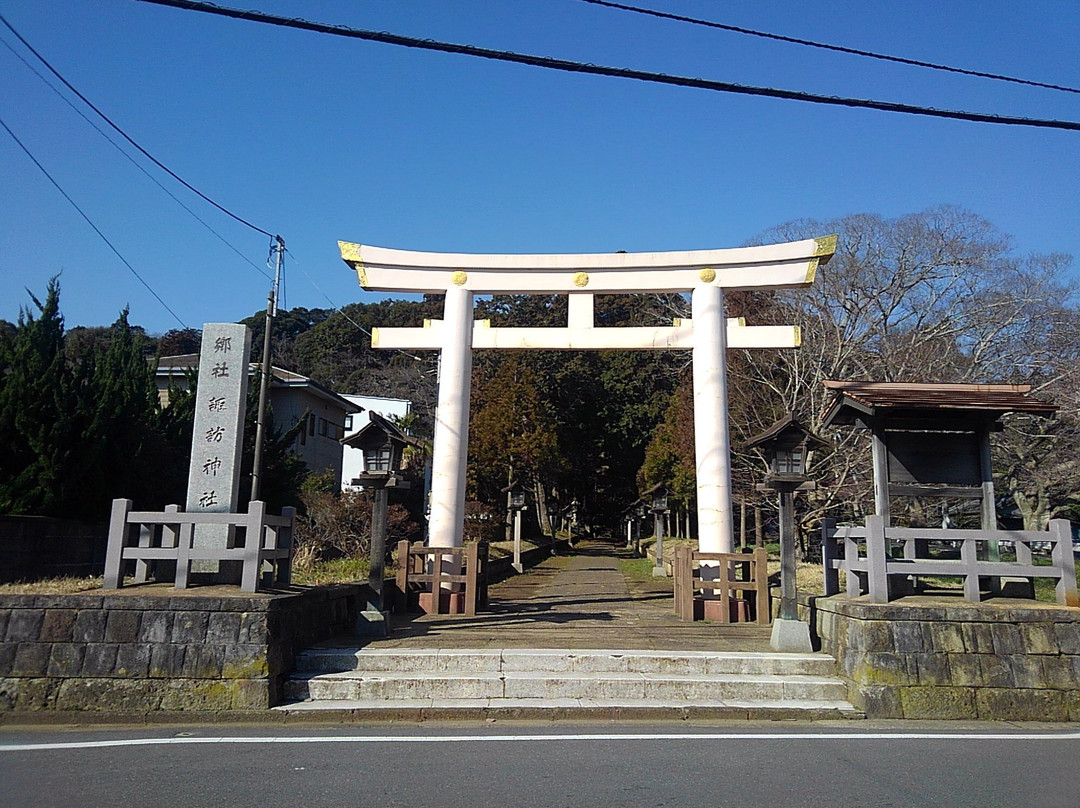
[2,722,1078,808]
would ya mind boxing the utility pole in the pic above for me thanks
[251,235,284,502]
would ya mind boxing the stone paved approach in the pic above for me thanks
[324,540,774,652]
[281,541,862,719]
[281,541,863,719]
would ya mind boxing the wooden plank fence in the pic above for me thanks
[822,516,1078,606]
[395,540,489,616]
[103,498,294,593]
[673,545,770,624]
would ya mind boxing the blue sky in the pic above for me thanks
[2,1,1078,334]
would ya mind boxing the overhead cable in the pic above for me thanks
[1,116,189,329]
[133,0,1080,132]
[0,33,272,282]
[0,11,277,239]
[285,249,426,364]
[577,0,1080,96]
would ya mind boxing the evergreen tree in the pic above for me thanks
[0,278,71,515]
[0,282,181,519]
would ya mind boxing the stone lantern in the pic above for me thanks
[644,484,670,577]
[342,413,413,635]
[502,479,529,573]
[744,413,829,652]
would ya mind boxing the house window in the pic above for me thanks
[344,415,353,431]
[308,414,316,436]
[318,418,328,437]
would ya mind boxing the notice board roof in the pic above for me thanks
[821,381,1057,428]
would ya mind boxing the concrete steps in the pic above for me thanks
[276,648,862,720]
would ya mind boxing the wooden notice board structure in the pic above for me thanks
[818,381,1072,604]
[820,381,1058,528]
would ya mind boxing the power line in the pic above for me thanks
[133,0,1080,132]
[577,0,1080,96]
[0,115,189,330]
[0,33,272,283]
[0,11,277,240]
[285,249,426,364]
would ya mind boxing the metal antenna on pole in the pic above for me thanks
[251,234,284,502]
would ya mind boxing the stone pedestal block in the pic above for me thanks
[770,618,813,653]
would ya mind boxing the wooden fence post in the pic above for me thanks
[1050,519,1079,607]
[395,540,411,612]
[822,518,838,596]
[241,500,267,593]
[103,498,133,589]
[478,542,490,610]
[433,548,447,615]
[673,546,689,620]
[754,547,770,624]
[865,515,888,603]
[718,555,731,622]
[465,542,479,616]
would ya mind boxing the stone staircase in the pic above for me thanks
[276,647,863,720]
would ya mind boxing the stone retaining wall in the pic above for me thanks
[805,595,1080,720]
[0,584,361,714]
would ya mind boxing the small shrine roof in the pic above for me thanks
[340,411,424,449]
[743,412,830,451]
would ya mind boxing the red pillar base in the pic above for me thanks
[694,597,750,622]
[418,591,466,615]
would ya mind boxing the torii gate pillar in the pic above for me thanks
[692,284,734,553]
[428,285,473,549]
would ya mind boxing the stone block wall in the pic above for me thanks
[0,584,360,715]
[805,595,1080,720]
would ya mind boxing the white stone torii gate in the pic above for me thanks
[338,237,835,556]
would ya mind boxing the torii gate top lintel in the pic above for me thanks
[338,236,836,295]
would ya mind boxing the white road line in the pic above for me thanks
[3,731,1080,752]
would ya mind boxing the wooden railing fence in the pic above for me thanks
[103,498,294,593]
[395,540,489,616]
[673,545,770,624]
[822,516,1078,606]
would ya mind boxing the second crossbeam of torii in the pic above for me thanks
[338,236,836,556]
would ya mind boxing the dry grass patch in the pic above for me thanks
[0,576,105,595]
